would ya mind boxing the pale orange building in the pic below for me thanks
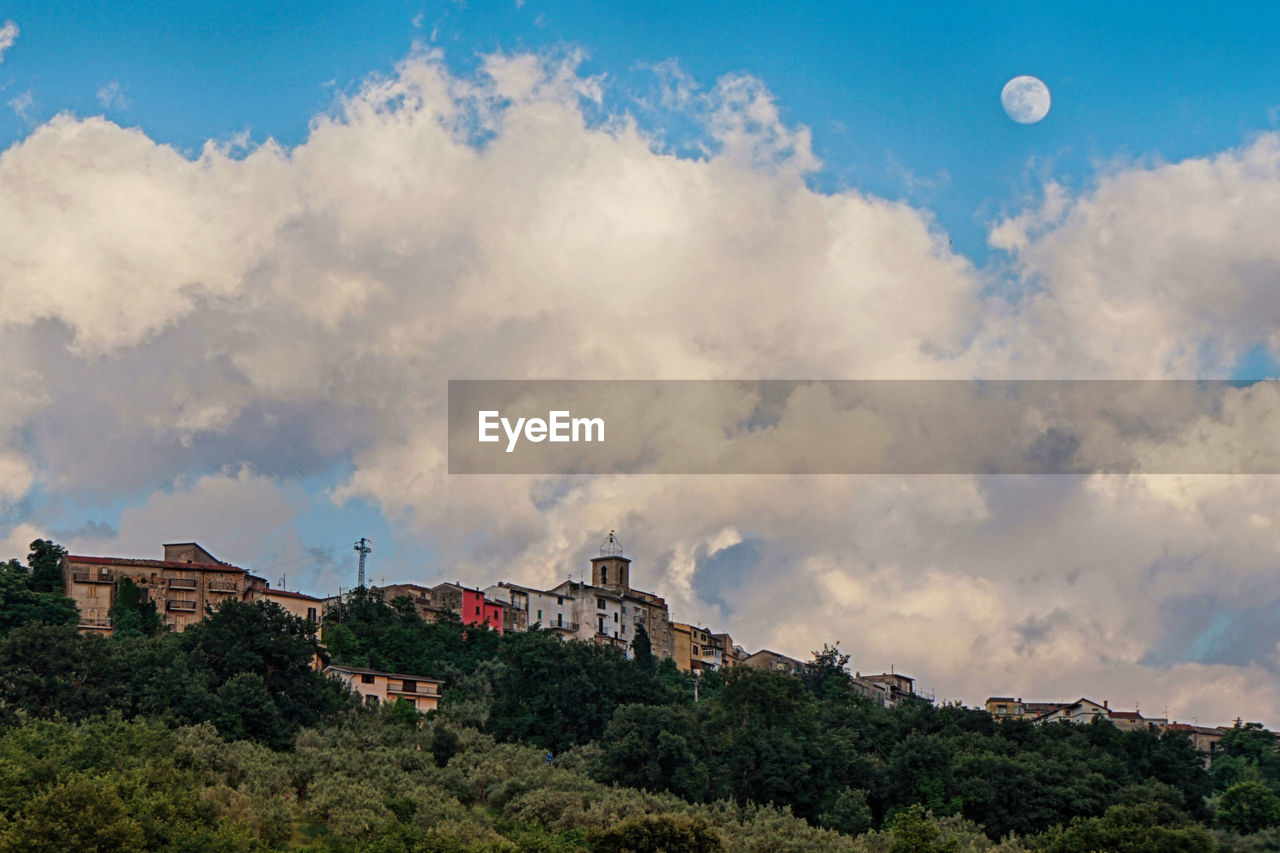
[324,664,443,712]
[247,586,323,627]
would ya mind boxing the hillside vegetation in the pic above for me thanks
[2,545,1279,851]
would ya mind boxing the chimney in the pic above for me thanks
[1103,700,1108,710]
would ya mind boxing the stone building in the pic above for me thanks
[544,533,674,660]
[64,542,319,635]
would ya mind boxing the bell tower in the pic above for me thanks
[591,530,631,592]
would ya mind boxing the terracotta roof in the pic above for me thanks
[324,664,444,684]
[260,588,323,602]
[986,697,1017,703]
[66,555,247,574]
[1109,711,1143,720]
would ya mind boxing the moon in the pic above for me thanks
[1001,76,1051,124]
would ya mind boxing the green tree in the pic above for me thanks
[487,630,658,752]
[0,560,77,636]
[430,726,459,767]
[703,667,822,817]
[0,776,145,852]
[589,814,723,853]
[383,697,421,729]
[1037,802,1216,852]
[1217,781,1280,835]
[0,624,118,723]
[593,704,712,801]
[804,641,851,700]
[180,599,343,744]
[890,804,957,853]
[107,577,162,638]
[1218,723,1280,789]
[819,786,873,836]
[25,539,67,594]
[633,623,654,672]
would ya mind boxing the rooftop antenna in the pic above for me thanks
[278,575,286,590]
[601,530,624,556]
[354,537,373,588]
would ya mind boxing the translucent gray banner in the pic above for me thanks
[447,380,1280,474]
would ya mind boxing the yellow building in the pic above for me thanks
[671,622,731,673]
[324,664,443,712]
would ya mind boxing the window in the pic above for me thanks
[622,624,626,634]
[307,607,317,622]
[361,674,376,684]
[401,679,417,693]
[621,604,627,614]
[597,597,606,609]
[693,645,700,655]
[557,595,563,605]
[537,609,542,621]
[88,585,98,599]
[602,567,608,584]
[556,614,563,626]
[475,606,481,615]
[613,612,618,622]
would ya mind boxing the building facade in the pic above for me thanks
[673,622,732,673]
[324,664,442,712]
[431,582,506,633]
[247,587,323,627]
[63,542,267,634]
[742,648,807,676]
[63,542,328,636]
[486,582,574,637]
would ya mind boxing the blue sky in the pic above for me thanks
[6,1,1280,260]
[3,1,1280,718]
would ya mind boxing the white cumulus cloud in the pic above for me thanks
[0,21,17,65]
[0,51,1278,724]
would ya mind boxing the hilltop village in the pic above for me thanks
[62,534,1243,746]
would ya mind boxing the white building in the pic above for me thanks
[486,582,578,637]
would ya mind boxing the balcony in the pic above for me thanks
[166,599,198,612]
[388,682,439,698]
[207,581,239,594]
[550,622,579,633]
[71,570,115,584]
[78,617,112,629]
[167,577,198,590]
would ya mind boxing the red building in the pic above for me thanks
[431,582,505,633]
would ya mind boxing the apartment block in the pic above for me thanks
[64,542,266,634]
[64,542,324,636]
